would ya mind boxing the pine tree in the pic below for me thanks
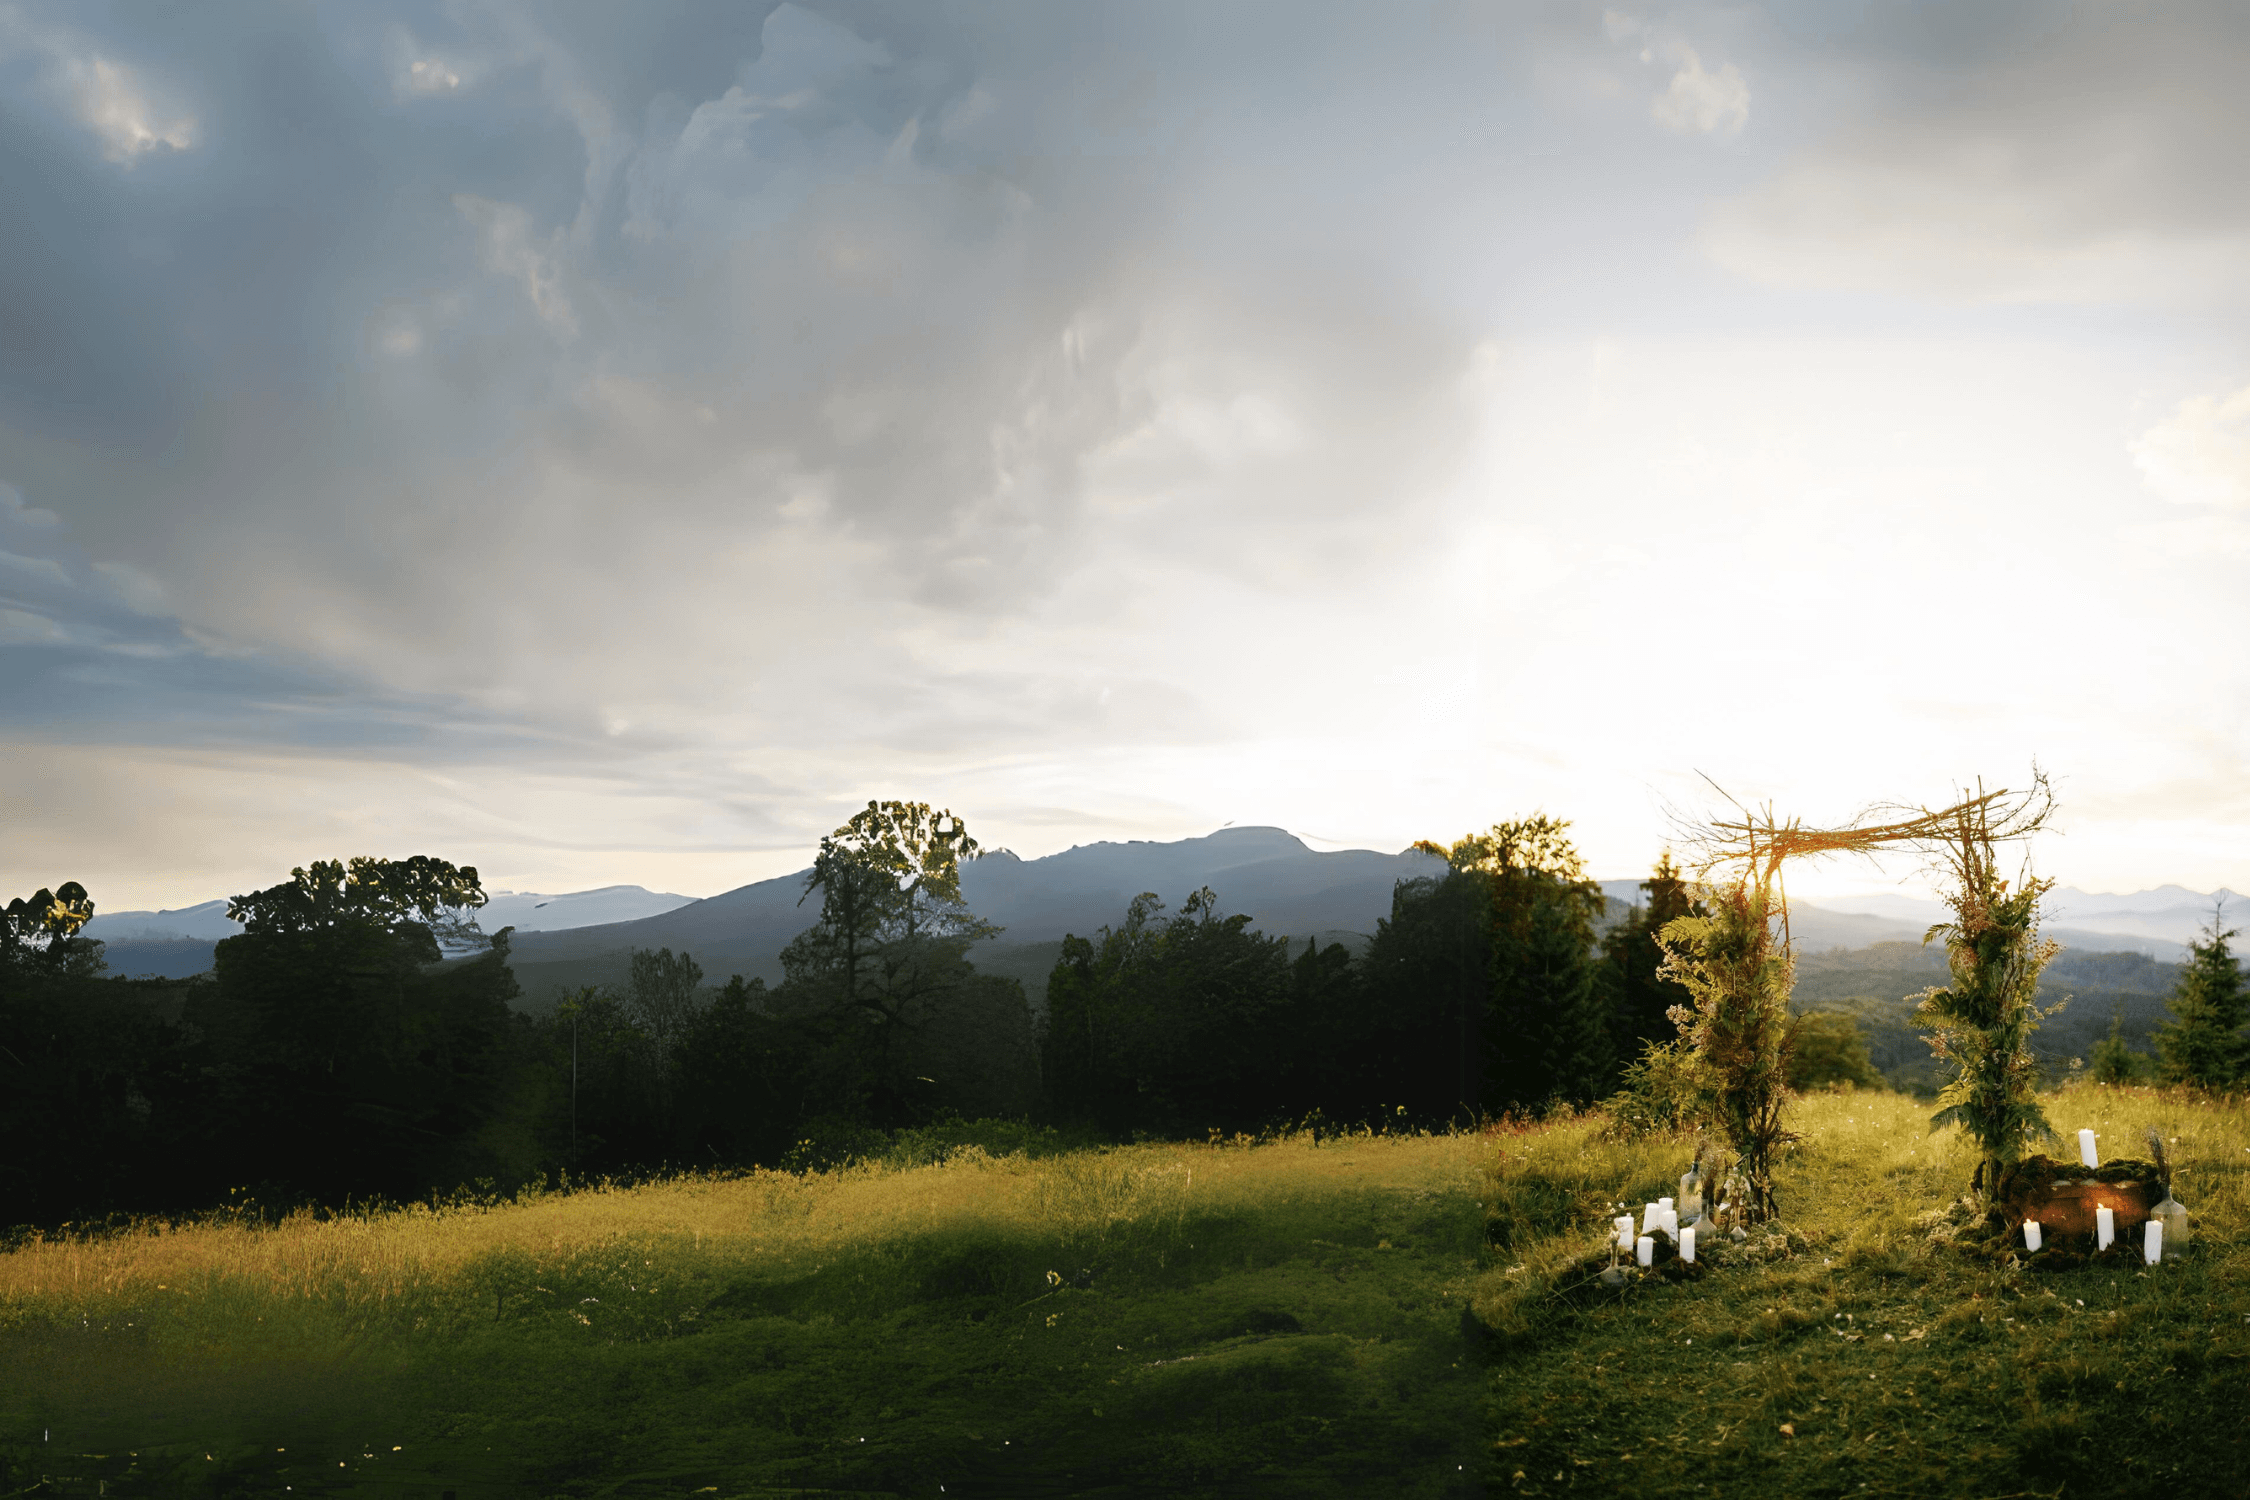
[2090,1006,2149,1085]
[1600,851,1703,1075]
[2154,907,2246,1088]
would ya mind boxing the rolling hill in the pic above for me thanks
[496,827,1453,1008]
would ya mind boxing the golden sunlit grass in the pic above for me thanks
[2,1128,1495,1496]
[1474,1082,2250,1498]
[11,1090,2242,1496]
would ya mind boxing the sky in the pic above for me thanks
[4,0,2248,912]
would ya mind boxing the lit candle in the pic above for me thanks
[2144,1219,2163,1265]
[2095,1205,2114,1251]
[1643,1202,1663,1235]
[2023,1220,2042,1252]
[2078,1129,2098,1169]
[1636,1235,1654,1268]
[1615,1215,1634,1250]
[1680,1225,1696,1263]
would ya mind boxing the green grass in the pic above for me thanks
[1472,1082,2250,1499]
[0,1130,1492,1497]
[10,1086,2244,1498]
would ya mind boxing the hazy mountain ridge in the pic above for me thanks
[496,828,1455,1006]
[84,884,700,979]
[78,833,2236,988]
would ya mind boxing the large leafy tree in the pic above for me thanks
[1418,815,1611,1111]
[0,880,100,981]
[1785,1011,1883,1091]
[626,946,705,1126]
[2154,906,2246,1088]
[1041,888,1302,1137]
[671,975,809,1169]
[0,880,182,1227]
[776,800,1016,1128]
[226,855,489,943]
[190,854,514,1204]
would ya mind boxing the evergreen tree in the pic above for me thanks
[1417,815,1610,1112]
[1352,871,1490,1125]
[774,800,1006,1128]
[1599,852,1704,1078]
[2154,907,2246,1088]
[2090,1005,2150,1085]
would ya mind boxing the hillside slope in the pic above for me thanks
[500,827,1452,1006]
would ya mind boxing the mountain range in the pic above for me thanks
[79,828,2235,989]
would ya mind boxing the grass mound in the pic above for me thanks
[0,1131,1491,1497]
[1470,1083,2250,1498]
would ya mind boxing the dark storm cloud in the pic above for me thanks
[2,0,1551,721]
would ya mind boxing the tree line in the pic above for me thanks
[4,802,2239,1228]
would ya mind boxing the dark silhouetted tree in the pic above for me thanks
[1041,888,1303,1137]
[1354,871,1490,1125]
[774,800,1017,1128]
[187,855,512,1205]
[1418,815,1611,1112]
[1600,852,1704,1077]
[2154,905,2246,1088]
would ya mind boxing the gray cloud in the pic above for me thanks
[1703,1,2250,304]
[4,1,2247,905]
[4,2,1529,732]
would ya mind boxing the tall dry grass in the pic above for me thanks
[0,1128,1492,1352]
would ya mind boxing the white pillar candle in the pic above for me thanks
[1659,1196,1675,1211]
[2144,1219,2163,1265]
[1643,1202,1663,1235]
[1680,1225,1696,1263]
[2095,1205,2114,1251]
[2077,1129,2098,1169]
[2023,1220,2042,1252]
[1636,1235,1654,1268]
[1615,1215,1634,1250]
[1659,1207,1680,1238]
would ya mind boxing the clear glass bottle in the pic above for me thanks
[2154,1193,2189,1248]
[1680,1160,1705,1223]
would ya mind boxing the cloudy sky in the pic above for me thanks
[4,0,2247,911]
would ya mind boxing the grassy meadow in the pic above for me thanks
[6,1084,2247,1498]
[0,1126,1492,1498]
[1472,1082,2250,1499]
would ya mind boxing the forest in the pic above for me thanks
[0,800,2231,1233]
